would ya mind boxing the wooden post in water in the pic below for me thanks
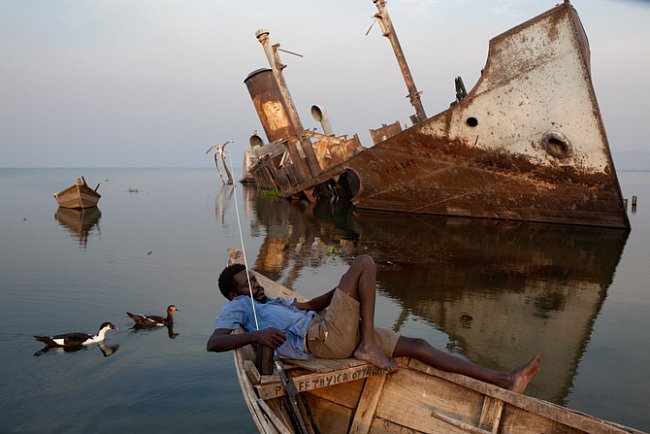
[218,140,234,185]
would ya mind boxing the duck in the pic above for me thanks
[33,322,117,348]
[126,305,178,327]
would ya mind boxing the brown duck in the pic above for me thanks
[126,305,178,327]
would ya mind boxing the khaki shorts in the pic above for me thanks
[305,288,399,359]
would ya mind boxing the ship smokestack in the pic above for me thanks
[244,69,295,144]
[254,28,321,178]
[311,105,333,136]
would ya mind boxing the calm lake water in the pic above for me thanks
[1,168,648,433]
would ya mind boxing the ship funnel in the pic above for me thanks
[310,105,333,136]
[244,68,296,143]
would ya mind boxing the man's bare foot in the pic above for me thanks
[354,342,398,372]
[508,354,541,393]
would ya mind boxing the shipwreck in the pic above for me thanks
[242,0,630,229]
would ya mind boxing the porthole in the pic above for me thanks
[541,131,571,159]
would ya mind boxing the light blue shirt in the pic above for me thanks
[214,296,316,360]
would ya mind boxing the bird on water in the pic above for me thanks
[33,322,117,348]
[126,305,178,327]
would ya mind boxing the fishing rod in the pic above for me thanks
[228,151,312,434]
[228,151,260,331]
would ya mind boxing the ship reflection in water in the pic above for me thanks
[242,186,629,405]
[54,206,102,247]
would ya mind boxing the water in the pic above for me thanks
[0,168,648,433]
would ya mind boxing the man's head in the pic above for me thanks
[218,263,267,302]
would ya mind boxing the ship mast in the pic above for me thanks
[255,29,321,179]
[373,0,427,124]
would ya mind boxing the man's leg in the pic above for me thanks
[393,336,541,393]
[338,255,398,371]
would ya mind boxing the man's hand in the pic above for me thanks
[256,327,286,348]
[207,327,286,352]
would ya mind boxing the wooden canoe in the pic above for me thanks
[53,177,101,209]
[234,270,645,434]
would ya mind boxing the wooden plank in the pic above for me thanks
[305,379,366,410]
[256,380,286,400]
[477,396,504,433]
[368,415,468,434]
[261,372,281,384]
[255,402,280,434]
[270,398,302,434]
[431,410,494,434]
[256,363,386,400]
[499,406,584,434]
[348,374,387,434]
[293,364,387,394]
[244,360,261,385]
[374,367,483,434]
[303,392,355,434]
[258,398,293,434]
[284,357,369,374]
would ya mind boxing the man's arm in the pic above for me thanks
[206,327,287,352]
[292,288,336,312]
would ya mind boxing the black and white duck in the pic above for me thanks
[33,322,117,348]
[126,305,178,327]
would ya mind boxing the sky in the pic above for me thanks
[1,0,649,168]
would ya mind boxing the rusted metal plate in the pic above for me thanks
[344,133,627,228]
[369,121,402,145]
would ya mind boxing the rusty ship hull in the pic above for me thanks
[246,2,630,229]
